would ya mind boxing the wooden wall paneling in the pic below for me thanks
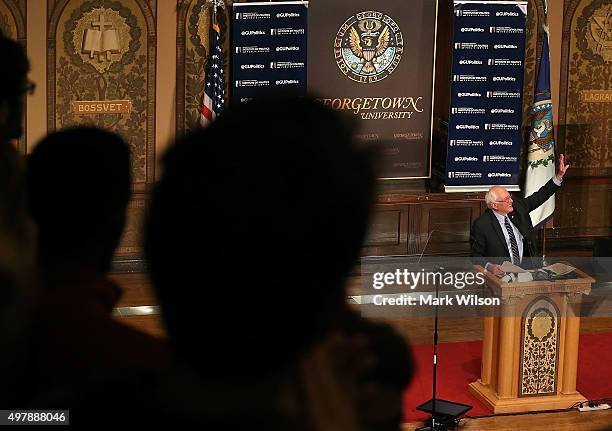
[364,197,484,257]
[418,201,481,255]
[362,205,408,256]
[408,203,423,255]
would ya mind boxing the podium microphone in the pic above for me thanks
[417,230,435,264]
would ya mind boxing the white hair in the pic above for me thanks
[485,187,499,208]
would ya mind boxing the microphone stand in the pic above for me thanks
[416,266,442,431]
[432,268,440,429]
[416,265,471,430]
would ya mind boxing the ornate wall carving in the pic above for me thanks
[176,0,232,136]
[0,0,26,153]
[519,296,560,396]
[47,0,156,258]
[0,0,22,42]
[550,0,612,241]
[559,0,612,177]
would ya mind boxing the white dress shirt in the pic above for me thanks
[492,210,524,264]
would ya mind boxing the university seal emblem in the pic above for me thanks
[527,100,555,169]
[334,11,403,83]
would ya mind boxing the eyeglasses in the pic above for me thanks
[23,80,35,95]
[494,196,512,203]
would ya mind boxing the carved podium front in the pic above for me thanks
[468,266,593,414]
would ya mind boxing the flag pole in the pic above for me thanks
[208,0,224,27]
[542,0,549,267]
[213,1,217,26]
[543,221,547,265]
[525,0,554,267]
[200,0,226,128]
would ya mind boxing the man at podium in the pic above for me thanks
[471,154,570,276]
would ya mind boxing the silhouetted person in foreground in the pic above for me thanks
[0,32,36,407]
[143,95,413,429]
[26,127,170,400]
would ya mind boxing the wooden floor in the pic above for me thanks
[110,272,612,430]
[402,410,612,431]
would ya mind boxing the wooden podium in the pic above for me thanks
[468,266,593,414]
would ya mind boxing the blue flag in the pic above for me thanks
[525,28,555,227]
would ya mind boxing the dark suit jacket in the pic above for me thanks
[33,272,172,391]
[471,178,560,268]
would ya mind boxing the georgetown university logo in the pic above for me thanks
[334,11,403,83]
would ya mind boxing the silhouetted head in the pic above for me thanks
[27,127,131,274]
[0,32,31,238]
[0,33,30,143]
[0,33,34,359]
[145,95,376,379]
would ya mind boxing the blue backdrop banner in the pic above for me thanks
[232,2,308,103]
[445,1,528,192]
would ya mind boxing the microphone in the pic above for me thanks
[417,230,435,265]
[416,228,468,263]
[417,231,447,275]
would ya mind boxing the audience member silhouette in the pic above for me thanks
[144,95,414,429]
[0,32,36,407]
[26,127,171,397]
[0,32,33,311]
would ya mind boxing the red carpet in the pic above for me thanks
[402,333,612,422]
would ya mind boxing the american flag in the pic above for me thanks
[200,22,225,127]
